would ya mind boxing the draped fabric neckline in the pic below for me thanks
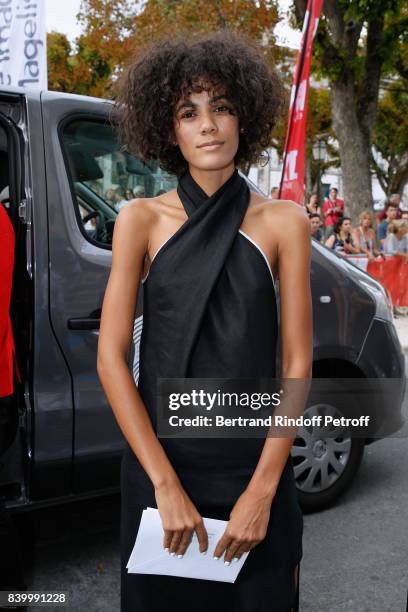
[142,168,249,284]
[176,167,241,215]
[141,169,276,285]
[140,167,251,378]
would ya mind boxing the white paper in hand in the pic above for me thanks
[126,507,249,583]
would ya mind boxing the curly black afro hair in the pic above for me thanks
[115,31,285,177]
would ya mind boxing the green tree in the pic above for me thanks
[372,80,408,196]
[305,85,336,198]
[76,0,137,97]
[293,0,408,218]
[47,32,74,92]
[75,0,281,98]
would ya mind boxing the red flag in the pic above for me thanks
[279,0,324,204]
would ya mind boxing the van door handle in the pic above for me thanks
[67,317,100,330]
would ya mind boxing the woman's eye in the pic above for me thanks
[179,105,234,118]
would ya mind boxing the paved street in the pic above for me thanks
[301,436,408,611]
[20,334,408,612]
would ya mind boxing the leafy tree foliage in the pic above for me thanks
[293,0,408,215]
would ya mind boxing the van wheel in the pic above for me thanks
[291,400,365,513]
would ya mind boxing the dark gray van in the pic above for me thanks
[0,88,405,528]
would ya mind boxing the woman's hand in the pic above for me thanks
[213,488,274,564]
[155,479,208,557]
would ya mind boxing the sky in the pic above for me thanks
[45,0,82,41]
[44,0,301,49]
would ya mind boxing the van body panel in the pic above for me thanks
[40,92,124,494]
[23,92,74,498]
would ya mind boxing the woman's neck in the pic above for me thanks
[188,164,236,197]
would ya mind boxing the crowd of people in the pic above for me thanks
[270,186,408,316]
[269,186,408,262]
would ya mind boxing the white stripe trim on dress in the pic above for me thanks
[238,229,275,285]
[141,235,175,284]
[132,314,143,385]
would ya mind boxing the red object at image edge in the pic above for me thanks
[0,203,22,398]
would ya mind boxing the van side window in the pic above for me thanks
[61,119,176,247]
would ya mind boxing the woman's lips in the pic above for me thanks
[198,142,224,150]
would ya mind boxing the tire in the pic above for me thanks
[291,390,365,513]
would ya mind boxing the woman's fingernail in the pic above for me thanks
[232,557,239,563]
[164,547,169,552]
[177,554,183,558]
[170,552,176,556]
[224,560,231,566]
[213,556,219,561]
[201,550,207,555]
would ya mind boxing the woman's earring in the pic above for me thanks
[240,128,244,134]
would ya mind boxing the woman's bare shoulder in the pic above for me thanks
[250,191,308,225]
[126,189,183,219]
[124,190,173,215]
[116,190,180,229]
[112,197,158,259]
[113,190,185,261]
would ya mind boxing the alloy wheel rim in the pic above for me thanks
[291,403,352,493]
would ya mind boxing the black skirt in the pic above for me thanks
[121,455,301,612]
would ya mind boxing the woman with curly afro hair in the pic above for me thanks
[98,30,312,612]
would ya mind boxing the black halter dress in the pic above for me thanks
[120,169,303,611]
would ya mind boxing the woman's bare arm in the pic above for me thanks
[371,230,382,257]
[246,203,313,496]
[352,228,363,252]
[214,203,313,563]
[97,201,208,555]
[97,201,179,488]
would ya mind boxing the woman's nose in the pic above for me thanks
[199,111,217,134]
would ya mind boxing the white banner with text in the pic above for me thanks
[0,0,47,90]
